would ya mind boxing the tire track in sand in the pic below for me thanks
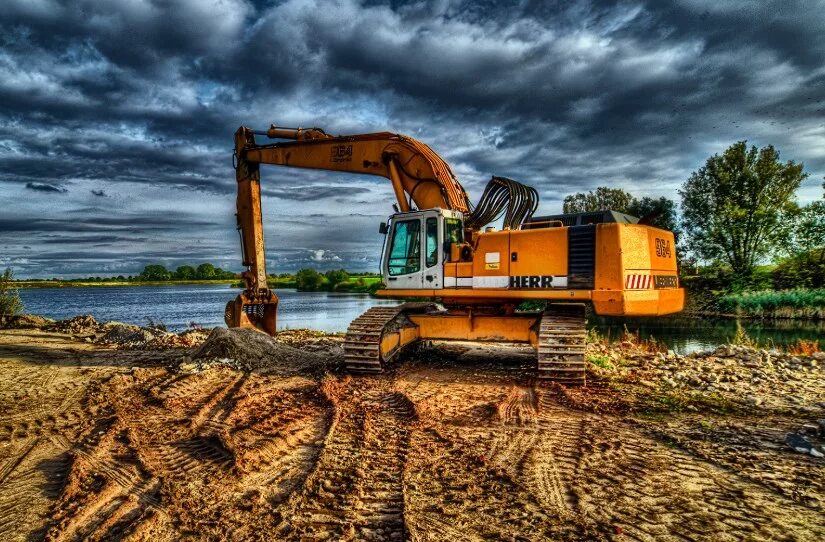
[275,376,413,540]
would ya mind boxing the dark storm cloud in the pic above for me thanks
[1,0,823,277]
[25,182,68,193]
[261,185,372,201]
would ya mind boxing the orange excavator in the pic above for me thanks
[225,124,684,384]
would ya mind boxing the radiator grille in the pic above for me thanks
[568,225,595,289]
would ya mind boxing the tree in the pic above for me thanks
[174,265,196,280]
[295,268,323,291]
[786,182,825,256]
[212,267,236,279]
[0,268,23,325]
[772,248,825,289]
[626,197,679,236]
[324,269,349,291]
[680,141,806,282]
[139,264,171,281]
[562,187,679,236]
[563,187,635,214]
[195,263,216,280]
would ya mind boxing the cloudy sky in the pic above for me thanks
[1,0,823,278]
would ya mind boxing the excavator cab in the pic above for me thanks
[381,209,463,290]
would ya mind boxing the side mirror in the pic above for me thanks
[379,222,389,234]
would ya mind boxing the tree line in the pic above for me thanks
[563,141,824,292]
[137,263,237,281]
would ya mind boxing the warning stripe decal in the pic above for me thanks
[625,274,652,289]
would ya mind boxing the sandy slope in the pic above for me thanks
[0,329,822,541]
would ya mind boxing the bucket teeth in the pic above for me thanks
[537,304,587,385]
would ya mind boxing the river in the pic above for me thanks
[16,284,824,354]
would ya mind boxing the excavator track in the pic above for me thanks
[537,304,587,385]
[344,306,406,373]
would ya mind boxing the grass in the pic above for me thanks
[587,354,613,369]
[717,288,825,319]
[729,320,759,348]
[645,389,737,415]
[0,268,23,324]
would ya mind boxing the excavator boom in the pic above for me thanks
[238,125,471,213]
[229,124,476,334]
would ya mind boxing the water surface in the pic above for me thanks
[17,285,398,333]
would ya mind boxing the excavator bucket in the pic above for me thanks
[224,292,279,336]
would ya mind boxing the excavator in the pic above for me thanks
[225,123,684,384]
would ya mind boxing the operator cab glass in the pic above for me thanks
[425,217,438,268]
[388,219,421,275]
[444,217,463,261]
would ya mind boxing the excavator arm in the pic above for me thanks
[229,124,474,334]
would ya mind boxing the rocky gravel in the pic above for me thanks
[586,340,824,412]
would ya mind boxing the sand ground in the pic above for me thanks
[0,328,823,541]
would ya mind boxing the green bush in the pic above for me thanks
[138,264,171,281]
[717,288,825,318]
[324,269,349,291]
[773,248,825,289]
[296,268,323,291]
[0,269,23,325]
[174,265,196,280]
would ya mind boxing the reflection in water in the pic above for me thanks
[590,315,825,354]
[16,285,825,353]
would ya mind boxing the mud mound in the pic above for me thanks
[100,323,159,345]
[46,314,102,336]
[6,313,55,329]
[99,322,209,350]
[142,327,210,349]
[191,327,330,373]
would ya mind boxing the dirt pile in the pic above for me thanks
[45,314,102,336]
[149,327,210,348]
[99,322,156,344]
[31,313,209,349]
[189,327,332,373]
[99,323,209,349]
[5,313,55,329]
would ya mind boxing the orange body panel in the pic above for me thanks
[472,231,510,277]
[595,224,623,291]
[379,325,420,360]
[509,227,567,276]
[410,314,539,345]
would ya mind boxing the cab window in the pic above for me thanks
[444,218,463,260]
[425,217,438,268]
[388,219,421,276]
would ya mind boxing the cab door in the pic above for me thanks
[422,212,443,289]
[384,214,424,289]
